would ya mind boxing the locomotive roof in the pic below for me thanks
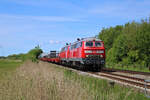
[62,37,102,48]
[73,37,102,44]
[81,37,102,41]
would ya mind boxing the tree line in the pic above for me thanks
[99,18,150,69]
[6,46,43,62]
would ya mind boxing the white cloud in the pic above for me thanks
[49,40,65,44]
[89,3,121,14]
[32,16,81,22]
[88,0,150,19]
[0,14,82,22]
[4,0,84,13]
[4,0,51,6]
[49,40,54,44]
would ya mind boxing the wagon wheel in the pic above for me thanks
[93,64,101,72]
[97,65,101,72]
[79,64,86,71]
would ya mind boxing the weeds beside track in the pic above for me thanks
[0,61,149,100]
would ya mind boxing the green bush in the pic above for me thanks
[99,17,150,70]
[25,48,43,62]
[7,47,43,62]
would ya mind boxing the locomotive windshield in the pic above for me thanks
[86,41,93,47]
[95,41,102,47]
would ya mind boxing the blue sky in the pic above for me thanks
[0,0,150,56]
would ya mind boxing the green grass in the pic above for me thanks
[0,59,22,79]
[64,69,149,100]
[0,61,149,100]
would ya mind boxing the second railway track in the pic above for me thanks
[103,68,150,76]
[95,72,150,89]
[67,65,150,91]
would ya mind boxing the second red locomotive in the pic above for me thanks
[59,37,105,71]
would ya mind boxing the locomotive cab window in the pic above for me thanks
[95,41,102,47]
[80,42,82,47]
[85,41,93,47]
[76,42,82,48]
[61,47,65,52]
[65,46,68,51]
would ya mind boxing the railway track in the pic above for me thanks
[66,66,150,91]
[94,72,150,89]
[61,65,150,97]
[103,68,150,76]
[46,62,150,92]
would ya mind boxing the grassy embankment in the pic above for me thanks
[0,59,22,80]
[0,60,149,100]
[0,47,42,80]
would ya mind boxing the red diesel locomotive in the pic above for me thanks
[39,37,105,71]
[59,37,105,71]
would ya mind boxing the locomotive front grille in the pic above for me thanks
[86,55,101,60]
[83,55,105,65]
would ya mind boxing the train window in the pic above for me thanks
[61,47,65,52]
[80,42,82,47]
[86,41,93,47]
[61,48,63,52]
[77,43,80,48]
[70,42,82,49]
[95,41,102,47]
[70,45,73,50]
[65,46,68,51]
[74,43,77,49]
[77,42,82,48]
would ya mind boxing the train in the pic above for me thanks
[39,37,105,71]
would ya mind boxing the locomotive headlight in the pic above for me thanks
[86,55,89,57]
[85,50,92,53]
[96,50,104,53]
[100,55,103,58]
